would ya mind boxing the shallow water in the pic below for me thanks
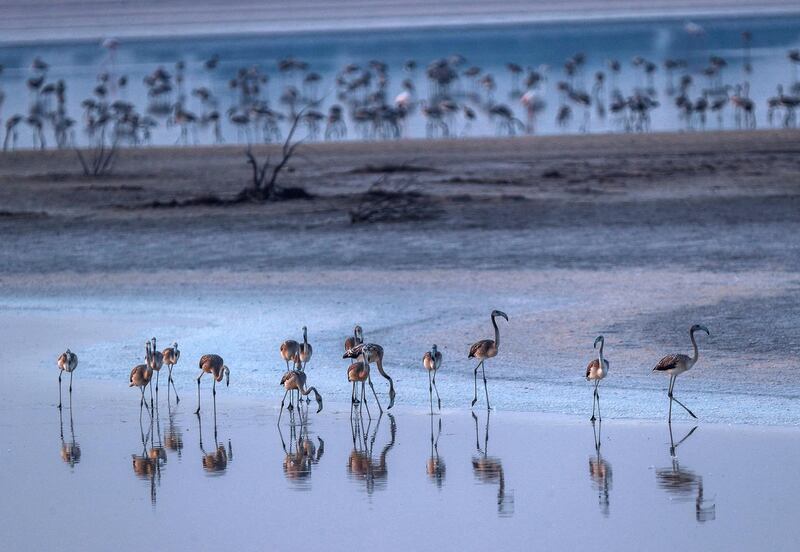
[0,14,799,147]
[3,387,799,551]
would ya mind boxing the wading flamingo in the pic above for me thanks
[469,310,509,409]
[162,342,180,402]
[344,343,395,412]
[195,354,230,415]
[586,335,609,422]
[653,324,709,423]
[422,344,443,411]
[57,348,78,409]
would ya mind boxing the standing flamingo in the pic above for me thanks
[347,360,372,416]
[195,354,230,415]
[149,337,164,395]
[652,324,710,423]
[130,349,153,410]
[279,365,323,421]
[343,343,395,412]
[162,342,180,402]
[280,337,300,371]
[299,326,313,370]
[422,344,443,411]
[57,349,78,409]
[586,335,610,422]
[345,325,364,403]
[469,310,509,409]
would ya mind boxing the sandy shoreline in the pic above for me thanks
[1,0,799,44]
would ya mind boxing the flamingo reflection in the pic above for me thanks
[588,422,612,517]
[426,416,445,488]
[655,425,716,522]
[278,410,325,487]
[58,406,81,468]
[131,413,164,504]
[164,399,184,459]
[471,411,514,516]
[197,405,233,475]
[346,412,396,495]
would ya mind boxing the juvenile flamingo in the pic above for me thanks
[57,348,78,409]
[469,310,509,409]
[344,343,395,412]
[653,324,710,423]
[279,363,323,421]
[586,335,610,422]
[299,326,313,370]
[195,354,230,415]
[422,344,443,411]
[148,337,164,394]
[130,348,153,410]
[161,342,180,402]
[345,325,364,404]
[280,337,300,371]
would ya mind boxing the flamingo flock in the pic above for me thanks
[57,314,712,425]
[3,34,800,151]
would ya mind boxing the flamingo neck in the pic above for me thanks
[492,315,500,349]
[598,340,604,367]
[690,330,699,364]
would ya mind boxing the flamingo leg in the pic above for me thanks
[432,370,441,411]
[595,381,601,422]
[362,382,371,419]
[155,370,160,394]
[58,370,63,409]
[428,370,434,414]
[195,371,204,415]
[667,375,675,423]
[368,375,383,414]
[481,361,491,410]
[471,360,483,407]
[69,370,73,394]
[169,365,180,403]
[670,379,697,420]
[279,389,288,422]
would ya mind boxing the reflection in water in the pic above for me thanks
[164,397,184,459]
[131,407,163,505]
[426,416,445,489]
[197,406,233,476]
[656,425,716,523]
[347,411,396,495]
[58,407,81,468]
[588,422,612,517]
[278,410,325,490]
[471,412,514,517]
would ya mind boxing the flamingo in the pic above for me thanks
[148,337,164,395]
[469,310,509,409]
[279,361,323,421]
[347,360,374,417]
[130,346,153,410]
[345,325,364,404]
[57,348,78,409]
[586,335,609,422]
[161,342,180,402]
[195,354,230,415]
[299,326,313,370]
[343,343,395,412]
[422,344,443,411]
[280,336,300,371]
[652,324,710,423]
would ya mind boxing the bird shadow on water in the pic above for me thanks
[655,424,716,523]
[197,403,233,477]
[471,411,514,517]
[346,410,396,496]
[58,403,81,469]
[588,421,612,517]
[278,410,325,490]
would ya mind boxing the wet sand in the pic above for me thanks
[1,130,800,548]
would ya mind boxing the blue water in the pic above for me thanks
[0,14,799,147]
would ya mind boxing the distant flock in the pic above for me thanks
[3,31,800,150]
[56,310,710,424]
